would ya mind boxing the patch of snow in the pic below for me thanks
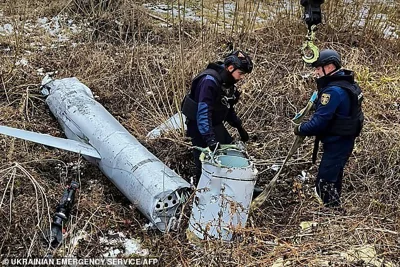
[143,3,205,22]
[100,231,149,258]
[383,25,398,39]
[355,5,369,28]
[374,13,387,20]
[37,17,49,25]
[43,16,61,35]
[143,1,284,26]
[143,3,172,14]
[0,23,14,35]
[255,17,268,24]
[15,58,28,66]
[69,230,89,249]
[270,164,280,171]
[2,46,11,52]
[297,170,308,182]
[70,24,80,34]
[37,68,45,76]
[353,6,398,39]
[57,35,70,42]
[36,15,83,42]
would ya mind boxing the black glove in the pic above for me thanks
[293,124,302,135]
[208,142,220,152]
[237,126,249,142]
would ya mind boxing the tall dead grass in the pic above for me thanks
[0,0,399,265]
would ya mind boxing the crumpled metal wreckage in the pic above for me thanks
[187,144,258,242]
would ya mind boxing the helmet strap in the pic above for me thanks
[322,65,340,76]
[228,66,237,74]
[322,66,327,76]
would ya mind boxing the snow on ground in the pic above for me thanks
[0,13,89,69]
[100,231,148,258]
[143,1,398,39]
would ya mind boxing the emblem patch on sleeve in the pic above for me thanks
[321,93,331,105]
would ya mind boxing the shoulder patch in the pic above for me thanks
[321,93,331,105]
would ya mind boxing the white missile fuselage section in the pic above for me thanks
[0,77,191,232]
[187,146,258,241]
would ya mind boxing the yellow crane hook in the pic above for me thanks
[301,25,320,64]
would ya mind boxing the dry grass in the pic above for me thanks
[0,0,399,266]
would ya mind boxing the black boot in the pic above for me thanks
[316,180,341,208]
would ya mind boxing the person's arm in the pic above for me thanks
[226,91,250,142]
[298,88,340,136]
[196,75,219,146]
[226,106,242,129]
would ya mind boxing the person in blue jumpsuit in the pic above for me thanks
[294,49,364,207]
[181,50,253,182]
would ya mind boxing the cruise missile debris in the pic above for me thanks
[187,144,258,241]
[0,76,191,232]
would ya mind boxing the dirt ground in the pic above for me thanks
[0,0,399,266]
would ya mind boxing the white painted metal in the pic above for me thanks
[0,125,101,159]
[42,77,191,231]
[3,76,191,232]
[146,112,187,139]
[188,146,258,241]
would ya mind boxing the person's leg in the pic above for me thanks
[189,124,232,185]
[190,135,207,185]
[192,149,202,180]
[316,138,355,207]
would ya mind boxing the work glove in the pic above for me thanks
[208,142,220,152]
[293,123,302,135]
[237,126,249,142]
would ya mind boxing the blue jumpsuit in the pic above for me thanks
[299,70,357,206]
